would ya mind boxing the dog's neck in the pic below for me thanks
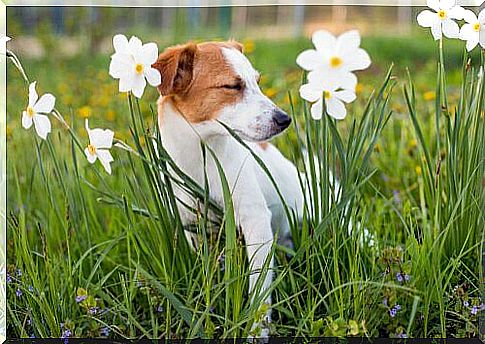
[157,97,229,164]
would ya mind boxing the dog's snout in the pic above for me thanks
[272,110,292,129]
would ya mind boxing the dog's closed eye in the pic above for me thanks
[221,83,243,91]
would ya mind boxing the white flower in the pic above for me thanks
[299,76,356,120]
[21,82,55,140]
[109,34,161,98]
[296,30,371,90]
[84,119,115,174]
[459,9,485,51]
[1,35,11,54]
[417,0,465,40]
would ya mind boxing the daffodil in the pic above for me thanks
[417,0,465,40]
[459,9,485,51]
[109,34,161,98]
[21,82,55,140]
[84,119,114,174]
[1,35,11,54]
[296,30,371,90]
[299,76,356,120]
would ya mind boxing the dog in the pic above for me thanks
[152,40,304,337]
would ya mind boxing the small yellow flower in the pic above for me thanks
[264,88,277,98]
[106,110,116,122]
[355,83,364,94]
[415,166,422,175]
[78,106,92,118]
[423,91,436,101]
[243,39,255,54]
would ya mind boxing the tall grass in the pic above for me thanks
[6,42,483,339]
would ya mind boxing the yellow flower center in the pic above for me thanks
[329,56,343,68]
[135,63,144,75]
[324,90,332,100]
[437,10,446,20]
[473,23,480,32]
[26,106,35,118]
[87,144,96,155]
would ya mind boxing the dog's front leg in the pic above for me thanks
[232,189,274,338]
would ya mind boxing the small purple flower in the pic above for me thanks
[396,333,408,338]
[404,274,411,281]
[393,190,401,206]
[60,323,65,330]
[27,318,32,326]
[471,306,478,315]
[28,285,34,292]
[30,334,35,338]
[16,289,22,297]
[6,273,12,284]
[389,308,397,317]
[209,306,215,313]
[100,327,110,337]
[480,303,485,311]
[75,295,87,303]
[463,300,469,307]
[383,297,388,306]
[396,273,404,283]
[157,305,164,313]
[88,306,99,315]
[16,269,22,278]
[394,304,401,311]
[61,329,72,338]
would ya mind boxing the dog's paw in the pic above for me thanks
[247,322,270,343]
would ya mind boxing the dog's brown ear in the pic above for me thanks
[152,43,197,96]
[227,40,243,53]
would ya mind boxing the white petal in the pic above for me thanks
[96,149,114,174]
[33,93,55,114]
[119,73,134,93]
[131,74,146,98]
[296,49,322,71]
[22,111,33,129]
[312,30,337,53]
[440,0,456,11]
[448,6,465,20]
[85,148,97,164]
[345,48,371,71]
[299,83,322,102]
[460,23,474,40]
[337,30,360,52]
[427,0,440,12]
[90,129,114,149]
[442,19,460,38]
[28,82,38,107]
[334,89,356,103]
[480,31,485,49]
[139,42,158,66]
[128,36,143,55]
[417,10,438,28]
[478,9,485,23]
[113,34,129,53]
[431,22,443,40]
[462,10,478,24]
[32,114,51,140]
[109,53,134,79]
[144,67,161,86]
[308,69,354,92]
[310,98,324,120]
[326,98,347,120]
[464,34,479,51]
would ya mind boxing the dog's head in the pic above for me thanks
[152,41,291,141]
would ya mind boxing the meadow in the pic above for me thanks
[6,32,484,339]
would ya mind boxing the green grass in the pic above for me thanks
[6,36,484,339]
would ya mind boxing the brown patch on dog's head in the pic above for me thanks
[152,41,245,123]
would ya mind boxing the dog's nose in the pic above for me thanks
[272,110,292,129]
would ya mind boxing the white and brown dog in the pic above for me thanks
[152,41,304,336]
